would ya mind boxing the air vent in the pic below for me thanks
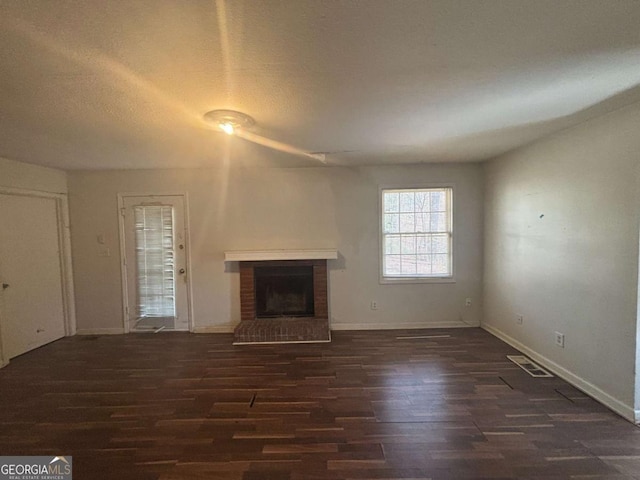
[395,334,451,340]
[507,355,553,378]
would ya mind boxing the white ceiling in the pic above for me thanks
[1,0,640,170]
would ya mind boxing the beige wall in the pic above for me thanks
[483,102,640,421]
[68,163,483,334]
[0,157,67,193]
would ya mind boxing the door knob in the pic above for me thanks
[178,268,185,274]
[2,283,8,290]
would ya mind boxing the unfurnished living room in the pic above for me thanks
[1,1,640,479]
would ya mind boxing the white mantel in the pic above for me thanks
[224,249,338,262]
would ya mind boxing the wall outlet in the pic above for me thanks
[370,301,378,310]
[555,331,565,348]
[465,297,472,307]
[516,314,524,325]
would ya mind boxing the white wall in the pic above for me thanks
[0,157,69,367]
[483,102,640,421]
[68,163,483,334]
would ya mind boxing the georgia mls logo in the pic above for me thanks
[0,456,72,479]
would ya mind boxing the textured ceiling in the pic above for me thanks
[1,0,640,169]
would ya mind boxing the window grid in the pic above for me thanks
[382,188,452,278]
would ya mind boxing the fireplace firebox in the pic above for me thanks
[238,259,328,322]
[254,265,314,317]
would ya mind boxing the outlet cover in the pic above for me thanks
[554,332,565,348]
[516,314,524,325]
[465,297,472,307]
[370,301,378,310]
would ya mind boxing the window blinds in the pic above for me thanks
[134,205,176,318]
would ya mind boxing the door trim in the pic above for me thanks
[0,187,76,367]
[117,193,194,333]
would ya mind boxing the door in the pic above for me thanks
[122,195,189,332]
[0,194,66,359]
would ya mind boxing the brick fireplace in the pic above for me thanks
[225,250,336,344]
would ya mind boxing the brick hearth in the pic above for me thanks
[233,318,330,344]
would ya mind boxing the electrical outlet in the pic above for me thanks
[370,301,378,310]
[555,331,565,348]
[465,297,472,307]
[516,314,524,325]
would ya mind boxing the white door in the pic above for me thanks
[122,195,189,332]
[0,194,66,359]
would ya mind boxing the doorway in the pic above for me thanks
[0,193,67,359]
[119,195,191,333]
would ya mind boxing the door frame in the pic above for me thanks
[117,192,194,333]
[0,187,76,368]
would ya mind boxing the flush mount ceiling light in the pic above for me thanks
[203,109,255,135]
[202,109,327,164]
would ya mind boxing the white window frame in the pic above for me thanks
[379,184,455,284]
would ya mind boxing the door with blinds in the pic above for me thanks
[121,195,189,332]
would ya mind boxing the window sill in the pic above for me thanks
[380,276,456,285]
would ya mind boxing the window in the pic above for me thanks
[381,187,453,281]
[134,205,176,318]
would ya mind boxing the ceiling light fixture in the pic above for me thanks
[202,109,327,164]
[203,109,255,135]
[219,122,235,135]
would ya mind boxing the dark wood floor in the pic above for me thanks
[1,328,639,479]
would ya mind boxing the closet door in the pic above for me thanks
[0,194,65,359]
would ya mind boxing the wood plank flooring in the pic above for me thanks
[1,328,639,479]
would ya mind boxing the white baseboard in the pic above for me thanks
[192,325,235,334]
[482,323,636,424]
[331,320,478,331]
[76,328,124,335]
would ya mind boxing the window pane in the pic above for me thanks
[432,234,448,254]
[401,235,416,254]
[415,212,429,232]
[399,192,415,212]
[384,192,399,213]
[430,212,446,232]
[415,191,430,212]
[399,213,415,233]
[384,214,399,233]
[417,254,432,274]
[401,255,417,275]
[385,235,401,254]
[385,255,401,275]
[432,254,448,275]
[416,235,430,254]
[431,191,446,211]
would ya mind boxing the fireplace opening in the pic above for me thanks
[254,265,315,318]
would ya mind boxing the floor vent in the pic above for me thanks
[507,355,554,378]
[396,334,451,340]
